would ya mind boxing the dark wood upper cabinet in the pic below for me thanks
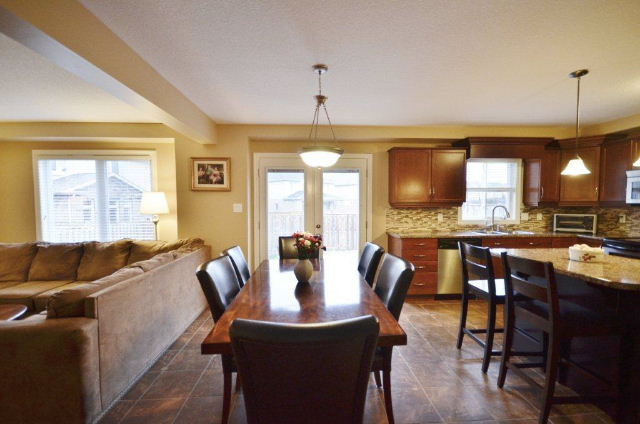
[430,150,467,203]
[523,158,542,206]
[540,149,561,203]
[388,148,466,207]
[559,143,602,205]
[599,139,634,206]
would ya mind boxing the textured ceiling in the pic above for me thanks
[79,0,640,126]
[0,33,156,123]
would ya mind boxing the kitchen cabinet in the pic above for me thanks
[540,149,561,203]
[599,139,634,206]
[388,148,466,207]
[388,235,438,295]
[559,144,601,205]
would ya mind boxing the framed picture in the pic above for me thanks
[191,157,231,191]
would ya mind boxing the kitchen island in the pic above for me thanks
[492,248,640,423]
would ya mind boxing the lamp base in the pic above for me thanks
[152,215,160,240]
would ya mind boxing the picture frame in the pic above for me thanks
[191,157,231,191]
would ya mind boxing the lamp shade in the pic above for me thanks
[140,192,169,214]
[299,146,344,168]
[561,157,591,176]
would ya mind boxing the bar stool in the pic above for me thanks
[497,252,622,424]
[456,242,505,373]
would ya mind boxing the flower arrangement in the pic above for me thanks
[292,231,325,259]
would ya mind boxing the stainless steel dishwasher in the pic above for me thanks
[437,238,482,295]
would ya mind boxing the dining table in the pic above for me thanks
[201,252,407,356]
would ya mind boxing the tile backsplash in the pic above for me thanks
[386,205,640,236]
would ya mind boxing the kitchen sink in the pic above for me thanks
[471,230,535,235]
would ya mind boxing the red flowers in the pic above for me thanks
[292,231,325,259]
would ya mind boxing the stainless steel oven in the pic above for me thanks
[626,170,640,204]
[553,214,597,234]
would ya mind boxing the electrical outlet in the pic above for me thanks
[619,214,626,224]
[536,213,543,220]
[233,203,243,213]
[521,212,529,221]
[437,213,444,222]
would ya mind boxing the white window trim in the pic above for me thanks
[458,158,523,226]
[32,149,158,241]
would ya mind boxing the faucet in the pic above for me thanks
[491,205,510,232]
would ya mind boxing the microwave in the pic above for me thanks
[626,170,640,204]
[553,214,597,234]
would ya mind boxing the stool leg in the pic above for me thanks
[482,299,497,373]
[373,370,382,388]
[456,291,469,349]
[539,332,560,424]
[497,302,514,388]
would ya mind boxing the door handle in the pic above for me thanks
[315,224,321,229]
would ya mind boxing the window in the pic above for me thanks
[34,151,156,242]
[459,159,521,224]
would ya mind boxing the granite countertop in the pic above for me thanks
[386,230,617,239]
[489,248,640,291]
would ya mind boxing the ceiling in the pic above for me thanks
[0,33,156,123]
[78,0,640,126]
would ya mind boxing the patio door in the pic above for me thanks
[254,153,372,263]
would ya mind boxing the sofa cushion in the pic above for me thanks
[0,242,37,282]
[28,243,84,281]
[0,280,72,310]
[77,240,132,281]
[127,252,176,272]
[47,267,143,318]
[33,281,89,312]
[127,238,204,264]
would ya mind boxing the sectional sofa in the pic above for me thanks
[0,238,211,424]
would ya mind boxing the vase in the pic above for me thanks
[294,259,313,283]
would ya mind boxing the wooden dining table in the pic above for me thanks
[201,253,407,355]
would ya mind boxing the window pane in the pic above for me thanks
[267,170,304,259]
[461,159,519,222]
[323,170,359,252]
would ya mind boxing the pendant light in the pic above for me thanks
[561,69,591,176]
[299,64,343,168]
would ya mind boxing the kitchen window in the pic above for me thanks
[459,158,522,225]
[33,150,157,242]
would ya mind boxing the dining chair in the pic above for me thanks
[222,245,251,287]
[372,253,415,424]
[498,252,621,424]
[357,242,385,287]
[456,242,506,373]
[278,236,320,259]
[195,256,242,424]
[230,315,379,424]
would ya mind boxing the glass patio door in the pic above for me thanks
[254,154,370,263]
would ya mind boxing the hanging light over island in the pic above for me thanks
[298,64,344,168]
[561,69,591,176]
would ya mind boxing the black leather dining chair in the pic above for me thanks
[230,315,379,424]
[195,256,242,424]
[357,242,385,287]
[278,236,319,259]
[222,245,251,287]
[372,253,415,424]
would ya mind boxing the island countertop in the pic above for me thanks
[490,248,640,291]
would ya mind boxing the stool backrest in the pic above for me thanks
[459,242,498,296]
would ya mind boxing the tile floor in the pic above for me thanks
[99,299,614,424]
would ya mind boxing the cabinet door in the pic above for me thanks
[431,150,466,203]
[599,140,632,205]
[524,159,541,206]
[540,150,560,202]
[559,146,601,204]
[389,149,431,206]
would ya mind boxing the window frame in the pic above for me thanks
[32,149,158,241]
[458,158,523,226]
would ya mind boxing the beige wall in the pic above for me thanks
[0,140,178,242]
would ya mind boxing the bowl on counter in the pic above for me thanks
[568,245,605,263]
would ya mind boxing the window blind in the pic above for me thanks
[36,156,155,242]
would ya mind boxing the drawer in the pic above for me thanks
[402,238,437,249]
[412,262,438,272]
[402,250,438,261]
[408,277,437,295]
[551,237,578,248]
[514,237,553,248]
[482,237,520,248]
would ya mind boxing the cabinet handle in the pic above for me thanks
[528,242,535,245]
[415,266,426,269]
[413,254,426,258]
[494,242,502,246]
[415,243,426,246]
[414,283,426,287]
[540,186,544,200]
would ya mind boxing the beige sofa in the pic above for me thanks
[0,239,211,424]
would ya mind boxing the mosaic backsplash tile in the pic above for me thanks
[386,205,640,237]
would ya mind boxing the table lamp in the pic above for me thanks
[140,192,169,240]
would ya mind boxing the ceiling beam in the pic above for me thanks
[0,0,217,144]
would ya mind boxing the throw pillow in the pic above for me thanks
[0,242,37,281]
[28,243,84,280]
[77,239,133,281]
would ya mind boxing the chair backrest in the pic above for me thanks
[222,245,251,287]
[501,252,559,332]
[195,256,241,322]
[230,315,379,424]
[459,241,498,296]
[373,254,415,320]
[278,236,320,260]
[357,242,385,287]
